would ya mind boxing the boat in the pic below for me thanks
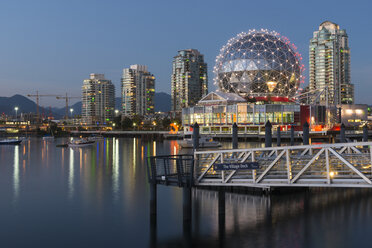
[88,134,104,141]
[43,128,55,141]
[56,143,68,148]
[68,138,95,147]
[43,135,54,141]
[0,139,22,145]
[177,134,221,148]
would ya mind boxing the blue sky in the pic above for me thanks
[0,0,371,106]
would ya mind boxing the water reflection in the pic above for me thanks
[155,188,372,248]
[112,138,119,200]
[69,148,74,199]
[13,145,19,201]
[1,138,372,247]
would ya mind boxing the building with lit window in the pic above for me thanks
[121,65,155,116]
[171,49,208,113]
[309,21,354,105]
[341,104,368,127]
[182,29,329,133]
[82,74,115,125]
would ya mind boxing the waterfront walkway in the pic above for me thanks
[148,142,372,190]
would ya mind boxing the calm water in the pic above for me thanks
[1,138,372,248]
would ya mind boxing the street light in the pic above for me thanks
[14,107,19,121]
[115,109,119,116]
[70,108,74,118]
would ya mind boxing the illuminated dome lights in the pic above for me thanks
[213,29,305,102]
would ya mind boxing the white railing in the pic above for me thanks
[194,142,372,188]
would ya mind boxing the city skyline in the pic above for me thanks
[0,0,371,106]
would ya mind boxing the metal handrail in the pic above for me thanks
[146,154,194,187]
[194,142,372,188]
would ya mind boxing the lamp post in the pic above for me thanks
[14,107,19,121]
[70,108,74,118]
[115,109,119,116]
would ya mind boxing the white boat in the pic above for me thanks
[43,135,54,141]
[88,134,104,141]
[68,138,95,147]
[0,139,22,145]
[177,134,221,148]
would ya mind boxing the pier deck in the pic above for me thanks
[148,142,372,189]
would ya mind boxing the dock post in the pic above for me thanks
[183,188,192,222]
[149,182,157,248]
[363,124,368,142]
[290,125,295,146]
[265,120,272,148]
[277,126,281,147]
[340,123,346,143]
[193,122,199,150]
[218,189,226,246]
[303,122,309,145]
[232,122,238,149]
[183,187,192,247]
[150,183,157,216]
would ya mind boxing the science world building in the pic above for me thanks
[214,29,305,102]
[182,29,327,133]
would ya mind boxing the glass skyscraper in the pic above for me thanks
[121,65,155,116]
[309,21,354,105]
[82,73,115,125]
[171,49,208,113]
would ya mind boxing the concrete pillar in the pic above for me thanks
[277,126,281,147]
[183,188,192,247]
[183,188,192,222]
[290,125,295,146]
[303,122,309,145]
[340,123,346,143]
[150,183,158,248]
[232,122,238,149]
[218,189,226,246]
[150,183,157,216]
[182,187,192,247]
[265,120,272,148]
[193,122,199,150]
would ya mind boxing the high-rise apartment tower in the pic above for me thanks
[121,65,155,116]
[309,21,354,105]
[171,49,208,112]
[82,73,115,125]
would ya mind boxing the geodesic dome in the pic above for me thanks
[214,29,304,101]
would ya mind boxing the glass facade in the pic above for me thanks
[121,65,155,116]
[309,21,354,105]
[171,49,208,112]
[182,103,300,127]
[82,74,115,125]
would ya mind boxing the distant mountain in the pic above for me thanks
[0,94,62,118]
[0,94,36,114]
[52,101,82,116]
[154,92,171,112]
[0,92,171,118]
[59,94,171,113]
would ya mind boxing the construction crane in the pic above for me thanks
[56,93,80,119]
[27,91,61,121]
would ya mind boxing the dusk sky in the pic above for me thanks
[0,0,371,107]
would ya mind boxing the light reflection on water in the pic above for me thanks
[0,138,372,247]
[13,145,19,201]
[69,148,74,199]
